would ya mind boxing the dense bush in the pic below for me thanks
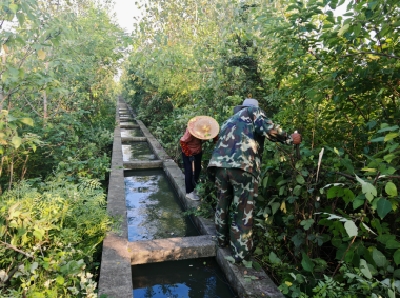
[0,176,117,297]
[0,0,123,296]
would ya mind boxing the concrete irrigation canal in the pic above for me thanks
[98,97,284,298]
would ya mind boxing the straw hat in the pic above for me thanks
[187,116,219,140]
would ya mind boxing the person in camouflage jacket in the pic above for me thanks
[208,98,302,262]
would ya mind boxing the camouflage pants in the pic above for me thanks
[215,167,257,262]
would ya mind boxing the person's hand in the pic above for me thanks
[188,156,195,162]
[292,132,302,144]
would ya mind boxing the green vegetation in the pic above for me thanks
[121,0,400,297]
[1,0,124,296]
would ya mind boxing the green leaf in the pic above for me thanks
[384,153,396,163]
[386,239,400,250]
[269,252,281,264]
[296,175,305,184]
[377,199,392,219]
[300,219,314,231]
[341,159,354,174]
[33,230,42,240]
[387,265,394,273]
[387,144,399,154]
[279,186,285,196]
[38,49,46,60]
[18,68,24,79]
[370,137,385,142]
[372,249,386,267]
[394,269,400,279]
[353,195,365,210]
[20,118,34,126]
[271,202,280,215]
[293,185,302,196]
[52,38,60,47]
[9,3,18,14]
[56,275,65,285]
[385,182,398,197]
[388,289,395,298]
[354,23,361,36]
[338,24,349,36]
[262,176,268,188]
[8,67,19,78]
[257,195,265,202]
[359,259,372,279]
[253,261,261,272]
[2,71,8,83]
[327,186,344,198]
[377,125,399,133]
[355,175,377,202]
[254,247,263,255]
[242,260,252,268]
[393,250,400,265]
[16,13,24,26]
[376,234,395,244]
[12,136,21,148]
[301,252,314,272]
[384,133,399,142]
[224,256,236,264]
[362,223,376,235]
[344,220,358,237]
[332,236,342,247]
[343,189,355,203]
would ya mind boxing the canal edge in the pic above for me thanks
[98,97,285,298]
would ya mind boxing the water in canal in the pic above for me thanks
[122,142,157,162]
[124,169,199,241]
[121,128,143,137]
[131,257,237,298]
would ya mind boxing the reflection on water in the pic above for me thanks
[122,142,157,161]
[120,121,137,125]
[121,128,143,138]
[125,170,199,241]
[132,258,236,298]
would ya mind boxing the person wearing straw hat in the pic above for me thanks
[208,97,302,263]
[180,116,219,201]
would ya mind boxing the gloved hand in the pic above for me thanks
[188,156,195,162]
[292,132,302,145]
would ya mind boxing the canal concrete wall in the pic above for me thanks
[98,97,285,298]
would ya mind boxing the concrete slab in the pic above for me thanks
[216,248,285,298]
[128,235,216,265]
[120,124,140,128]
[121,137,147,142]
[123,160,163,169]
[99,101,133,298]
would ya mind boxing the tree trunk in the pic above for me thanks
[43,61,48,127]
[0,85,3,112]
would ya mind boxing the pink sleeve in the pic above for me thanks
[180,128,193,142]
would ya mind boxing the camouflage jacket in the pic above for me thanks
[207,106,293,178]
